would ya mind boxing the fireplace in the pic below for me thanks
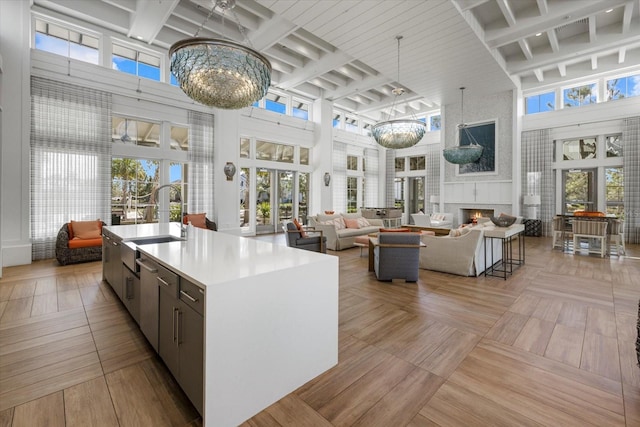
[461,208,494,224]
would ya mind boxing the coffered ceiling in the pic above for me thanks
[33,0,640,121]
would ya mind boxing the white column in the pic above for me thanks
[214,109,241,233]
[311,99,333,213]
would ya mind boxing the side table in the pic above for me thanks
[484,224,525,280]
[523,219,542,237]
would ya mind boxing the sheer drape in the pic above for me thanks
[332,141,346,211]
[364,148,379,207]
[521,129,553,236]
[31,77,112,260]
[425,144,441,209]
[623,117,640,244]
[385,150,395,208]
[187,111,215,216]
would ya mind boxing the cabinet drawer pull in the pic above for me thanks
[180,290,198,303]
[158,277,170,287]
[136,259,158,273]
[125,277,133,300]
[172,307,178,344]
[112,241,119,246]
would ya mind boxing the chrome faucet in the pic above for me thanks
[152,184,186,238]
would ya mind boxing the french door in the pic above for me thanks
[255,169,294,234]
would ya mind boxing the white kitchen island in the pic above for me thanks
[103,223,339,427]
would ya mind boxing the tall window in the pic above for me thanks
[347,177,358,213]
[112,44,161,81]
[31,78,112,260]
[240,168,250,227]
[34,19,99,64]
[606,167,624,216]
[347,155,358,171]
[111,158,158,224]
[298,173,309,223]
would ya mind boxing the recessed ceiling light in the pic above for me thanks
[535,32,542,37]
[606,9,613,13]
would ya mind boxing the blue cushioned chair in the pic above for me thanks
[374,232,421,282]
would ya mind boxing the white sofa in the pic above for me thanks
[308,212,383,251]
[411,212,453,229]
[418,227,502,276]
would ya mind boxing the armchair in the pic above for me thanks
[284,222,327,253]
[374,232,421,282]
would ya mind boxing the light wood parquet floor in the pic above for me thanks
[0,235,639,426]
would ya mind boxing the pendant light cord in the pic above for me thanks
[193,0,253,48]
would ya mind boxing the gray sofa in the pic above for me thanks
[308,212,383,251]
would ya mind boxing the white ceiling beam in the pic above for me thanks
[247,15,297,51]
[349,95,372,105]
[264,45,305,68]
[536,0,548,15]
[324,75,391,102]
[485,0,628,48]
[353,94,426,115]
[518,39,533,60]
[171,4,243,40]
[267,58,294,74]
[293,27,336,54]
[558,63,566,76]
[127,0,179,43]
[534,68,544,82]
[496,0,517,27]
[357,90,382,103]
[622,0,634,33]
[33,0,130,33]
[284,34,322,61]
[335,65,364,81]
[619,47,627,63]
[507,22,640,74]
[547,28,559,52]
[276,51,352,90]
[588,15,597,43]
[309,77,338,92]
[320,71,350,87]
[189,0,261,31]
[455,0,490,13]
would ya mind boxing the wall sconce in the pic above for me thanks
[324,172,331,186]
[224,162,236,181]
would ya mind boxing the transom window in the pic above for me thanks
[112,44,161,81]
[526,91,555,114]
[563,83,597,107]
[409,156,425,171]
[562,138,597,161]
[112,117,160,148]
[256,140,294,163]
[607,74,640,100]
[34,19,99,64]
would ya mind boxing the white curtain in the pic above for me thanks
[31,77,112,260]
[364,147,379,208]
[623,117,640,244]
[187,110,215,217]
[521,129,553,236]
[332,141,346,211]
[425,144,441,208]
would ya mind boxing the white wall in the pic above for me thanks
[0,0,31,267]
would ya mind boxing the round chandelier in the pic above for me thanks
[169,0,271,110]
[443,87,483,164]
[371,37,426,149]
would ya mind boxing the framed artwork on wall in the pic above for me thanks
[458,120,496,174]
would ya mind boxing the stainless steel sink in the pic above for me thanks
[129,236,185,245]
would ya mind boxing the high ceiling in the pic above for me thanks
[33,0,640,121]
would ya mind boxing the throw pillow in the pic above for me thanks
[344,218,360,229]
[292,218,307,238]
[333,217,346,230]
[341,212,362,220]
[356,217,371,228]
[70,220,102,239]
[188,213,207,229]
[449,226,470,237]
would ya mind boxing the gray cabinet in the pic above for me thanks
[137,255,159,351]
[121,265,140,324]
[102,231,123,299]
[158,273,204,415]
